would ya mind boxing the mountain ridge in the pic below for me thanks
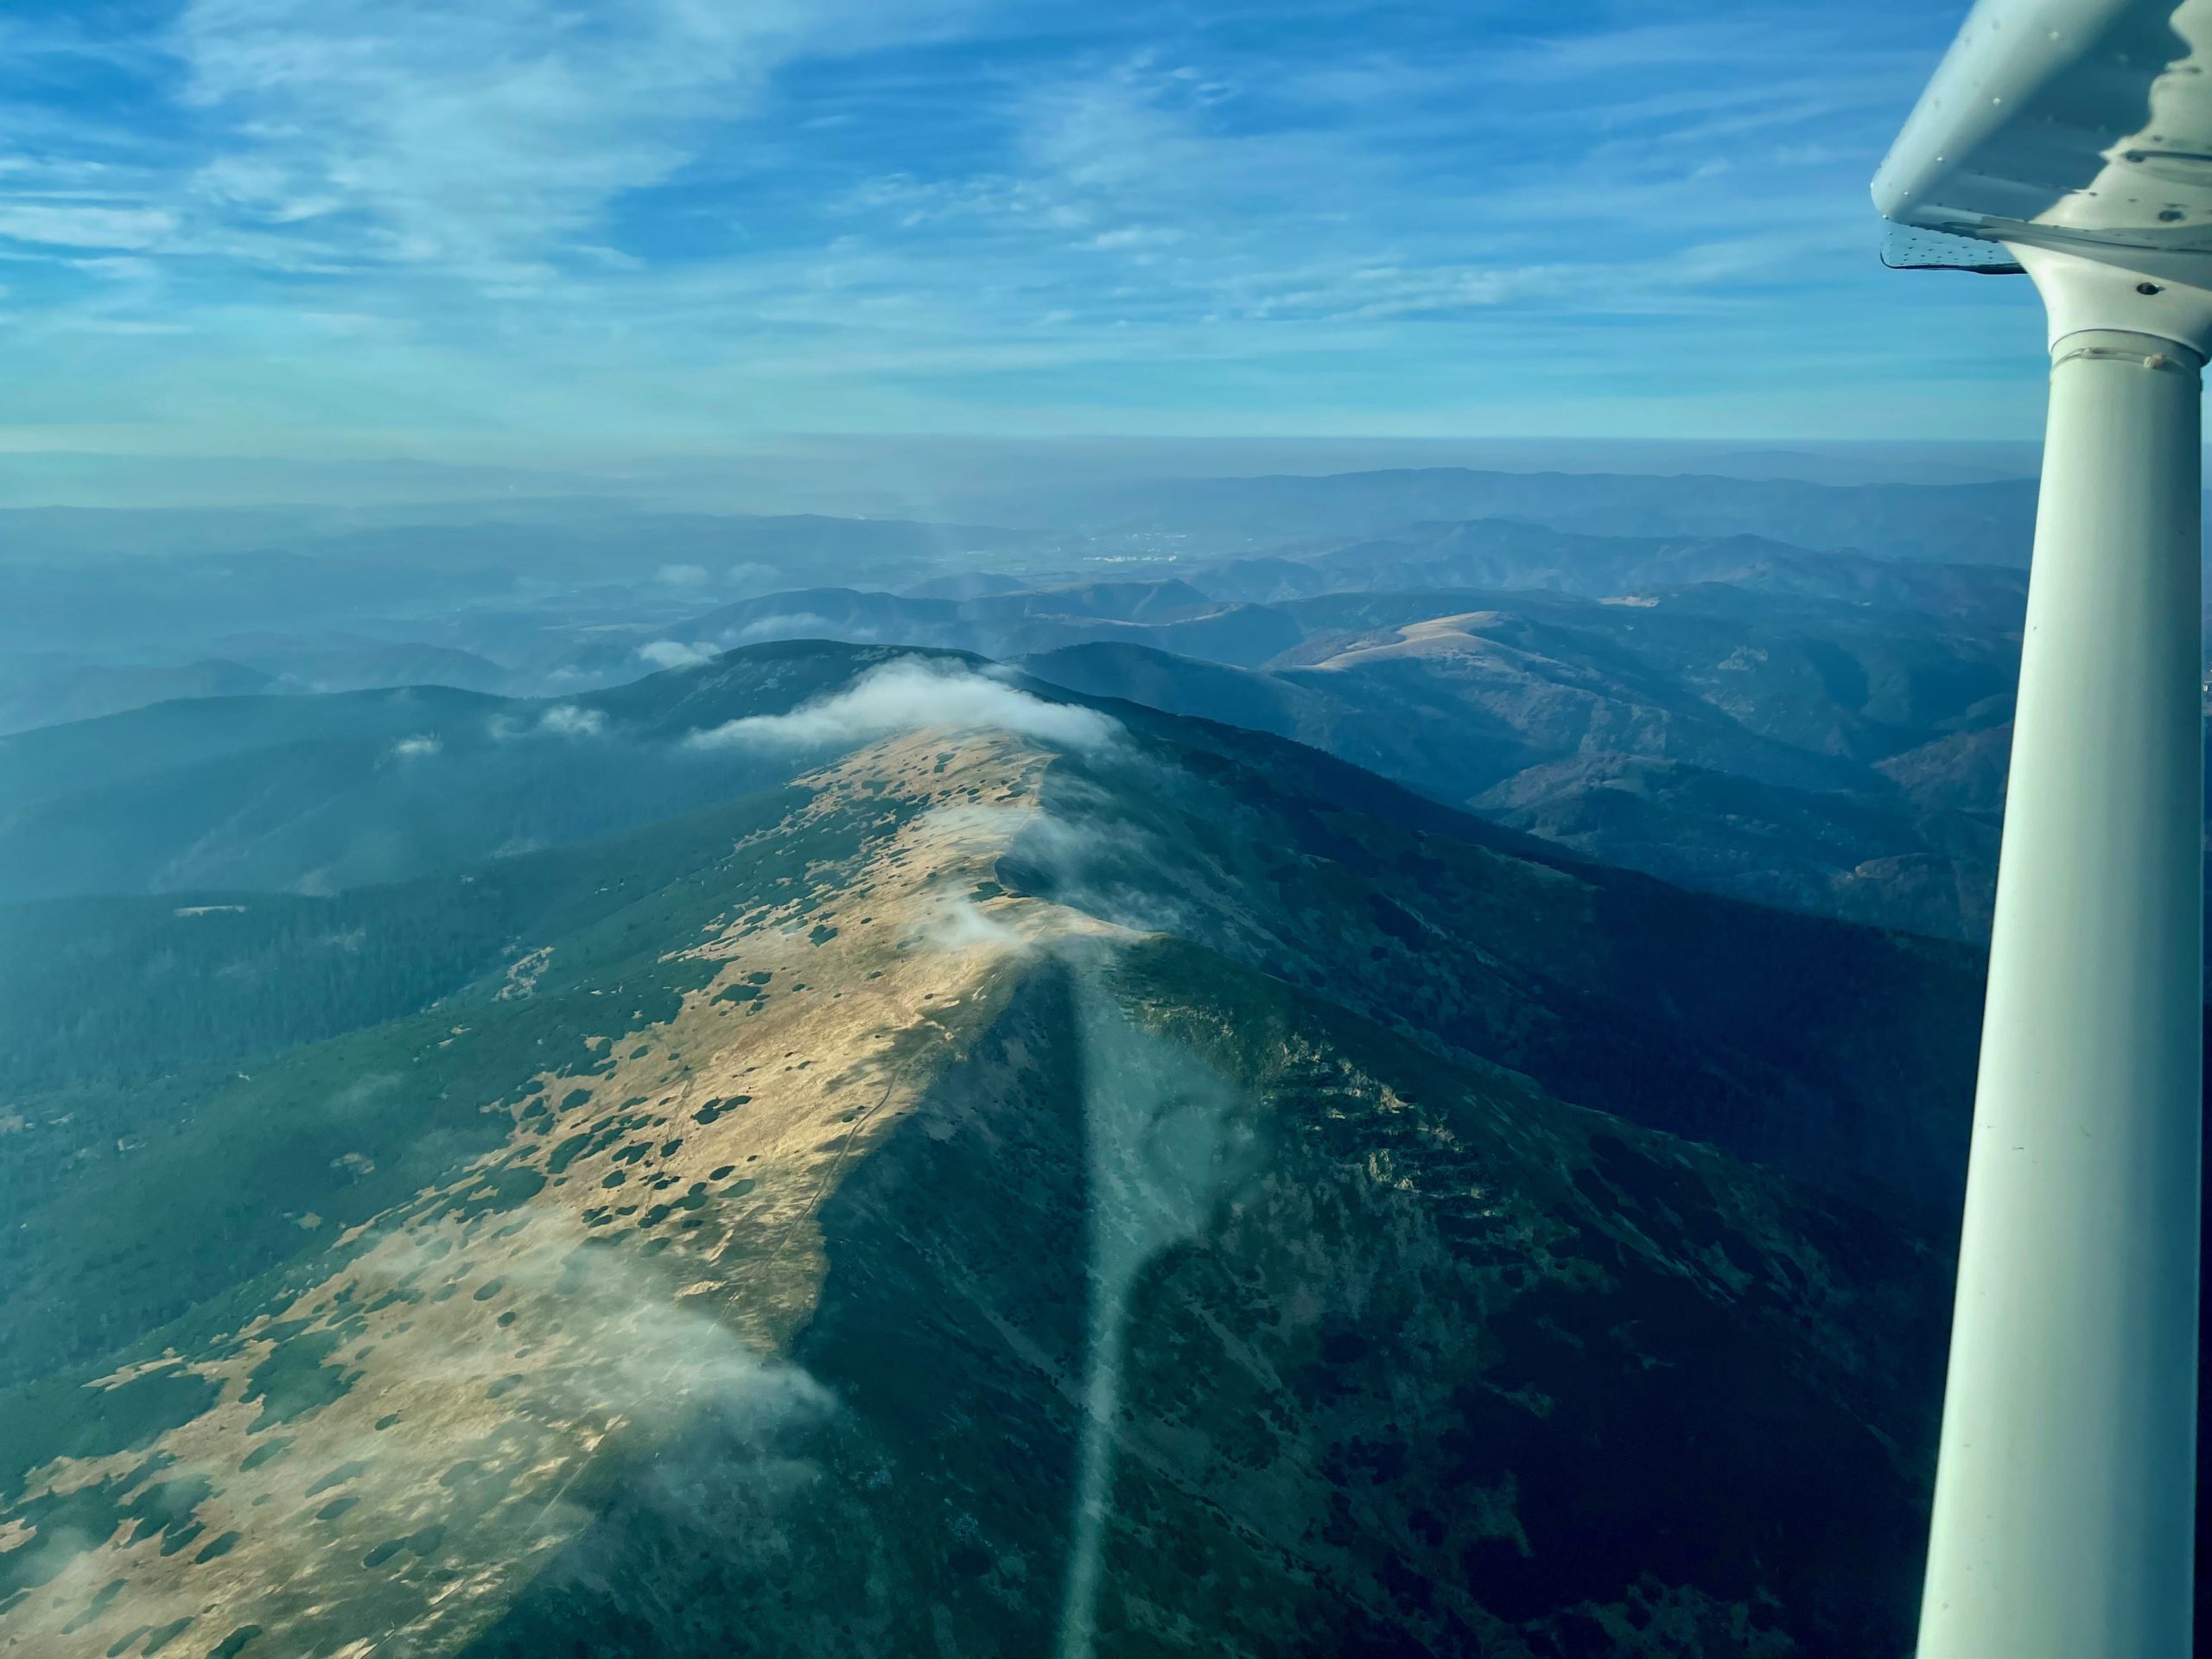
[0,665,1972,1655]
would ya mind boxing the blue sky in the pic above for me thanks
[0,0,2052,459]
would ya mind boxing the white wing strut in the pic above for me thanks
[1875,4,2209,1655]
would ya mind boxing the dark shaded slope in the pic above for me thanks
[1006,705,1983,1214]
[0,791,808,1091]
[459,939,1946,1659]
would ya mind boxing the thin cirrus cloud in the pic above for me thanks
[169,0,950,276]
[0,0,2039,447]
[0,204,178,250]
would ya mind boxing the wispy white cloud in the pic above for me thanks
[169,0,969,280]
[489,704,609,740]
[686,659,1120,753]
[728,613,879,645]
[639,639,721,669]
[537,702,607,738]
[0,205,178,249]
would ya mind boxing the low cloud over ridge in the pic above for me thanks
[490,705,610,741]
[640,639,721,669]
[685,659,1119,753]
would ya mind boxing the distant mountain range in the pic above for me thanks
[1190,519,2032,621]
[501,563,2024,940]
[0,660,278,737]
[0,640,1987,1656]
[0,503,1035,574]
[1021,582,2021,941]
[0,471,2164,952]
[0,537,2033,938]
[0,645,514,736]
[0,656,870,901]
[0,465,2067,731]
[981,466,2050,565]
